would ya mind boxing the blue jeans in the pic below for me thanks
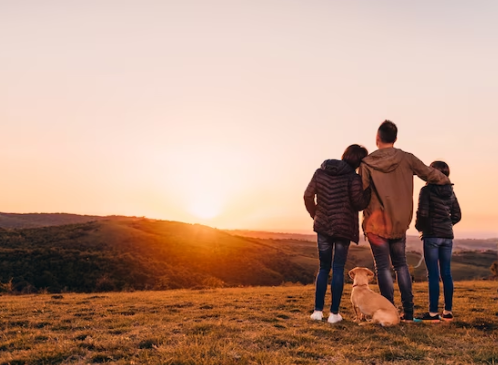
[314,233,350,314]
[368,234,414,315]
[424,238,453,313]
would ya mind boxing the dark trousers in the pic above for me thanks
[368,233,414,315]
[314,233,350,314]
[423,237,453,313]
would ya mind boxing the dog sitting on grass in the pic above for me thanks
[349,267,400,327]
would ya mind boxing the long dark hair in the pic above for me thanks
[342,144,368,169]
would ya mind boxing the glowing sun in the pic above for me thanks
[188,196,222,220]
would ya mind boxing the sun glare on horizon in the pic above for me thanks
[188,195,223,220]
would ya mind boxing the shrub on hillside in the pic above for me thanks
[491,261,498,279]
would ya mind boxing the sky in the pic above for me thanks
[1,0,497,238]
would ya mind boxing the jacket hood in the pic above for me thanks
[320,159,353,176]
[362,148,404,173]
[429,184,454,198]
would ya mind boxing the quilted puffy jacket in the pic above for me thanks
[415,184,461,239]
[304,159,371,244]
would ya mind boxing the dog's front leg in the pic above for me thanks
[352,305,362,322]
[359,311,366,322]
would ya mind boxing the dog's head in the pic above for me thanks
[348,267,375,285]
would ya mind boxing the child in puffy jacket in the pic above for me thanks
[414,161,461,322]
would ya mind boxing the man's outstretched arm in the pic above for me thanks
[359,162,372,189]
[408,154,450,185]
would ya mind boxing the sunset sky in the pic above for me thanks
[1,1,497,238]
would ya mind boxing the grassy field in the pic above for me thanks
[1,281,497,365]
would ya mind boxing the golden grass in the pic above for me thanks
[1,281,497,364]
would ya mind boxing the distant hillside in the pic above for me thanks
[2,214,496,252]
[0,214,495,294]
[226,229,317,241]
[245,237,496,283]
[451,238,498,252]
[228,229,498,253]
[0,218,314,293]
[0,212,107,229]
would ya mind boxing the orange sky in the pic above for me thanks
[1,1,497,238]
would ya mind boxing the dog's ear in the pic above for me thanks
[365,268,375,280]
[348,268,356,279]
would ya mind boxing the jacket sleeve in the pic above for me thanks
[451,193,462,225]
[359,162,371,189]
[415,186,430,232]
[349,174,371,211]
[303,171,318,218]
[408,154,451,185]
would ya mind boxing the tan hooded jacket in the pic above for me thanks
[360,148,450,239]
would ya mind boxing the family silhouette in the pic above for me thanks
[304,120,461,324]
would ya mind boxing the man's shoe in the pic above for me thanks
[414,312,441,323]
[400,313,414,322]
[310,311,323,321]
[441,312,454,322]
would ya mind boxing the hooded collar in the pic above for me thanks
[429,184,454,198]
[361,147,404,173]
[320,159,354,176]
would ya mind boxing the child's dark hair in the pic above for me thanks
[378,120,397,143]
[342,144,368,169]
[430,161,450,176]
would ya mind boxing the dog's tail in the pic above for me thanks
[373,309,400,327]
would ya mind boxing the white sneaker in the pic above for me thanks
[328,313,343,324]
[310,311,323,321]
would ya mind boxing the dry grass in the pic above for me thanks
[1,281,497,365]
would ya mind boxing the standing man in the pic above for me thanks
[360,120,450,321]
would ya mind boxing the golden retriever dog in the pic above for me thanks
[349,267,400,327]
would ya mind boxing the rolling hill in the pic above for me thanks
[238,237,497,282]
[227,229,498,253]
[0,214,495,294]
[0,218,314,293]
[2,213,496,252]
[0,212,107,229]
